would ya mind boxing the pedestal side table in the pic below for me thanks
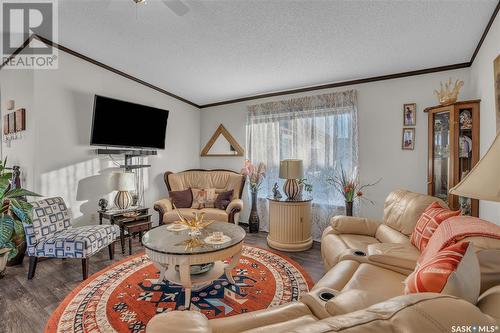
[267,196,313,252]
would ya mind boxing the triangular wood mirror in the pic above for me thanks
[201,124,244,157]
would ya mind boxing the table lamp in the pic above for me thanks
[450,131,500,202]
[279,159,303,199]
[114,171,135,209]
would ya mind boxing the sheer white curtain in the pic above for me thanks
[246,90,359,240]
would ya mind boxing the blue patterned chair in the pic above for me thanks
[24,197,119,280]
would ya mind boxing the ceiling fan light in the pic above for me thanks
[133,0,146,4]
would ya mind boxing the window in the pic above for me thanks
[246,90,359,240]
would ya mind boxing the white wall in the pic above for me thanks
[470,13,500,224]
[1,49,201,226]
[200,69,472,222]
[0,69,36,190]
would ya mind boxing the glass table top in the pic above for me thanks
[143,222,246,255]
[267,195,312,202]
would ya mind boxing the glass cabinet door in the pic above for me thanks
[432,111,450,204]
[457,108,473,215]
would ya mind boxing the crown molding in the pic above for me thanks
[470,0,500,64]
[0,34,200,108]
[199,62,471,108]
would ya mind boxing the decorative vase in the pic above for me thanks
[248,191,260,233]
[345,201,353,216]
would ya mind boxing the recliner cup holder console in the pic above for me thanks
[319,292,336,301]
[353,250,367,257]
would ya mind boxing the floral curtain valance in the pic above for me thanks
[247,90,357,122]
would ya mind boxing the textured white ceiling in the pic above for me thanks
[56,0,497,106]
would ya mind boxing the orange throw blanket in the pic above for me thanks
[419,216,500,264]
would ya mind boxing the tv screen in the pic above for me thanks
[90,95,169,149]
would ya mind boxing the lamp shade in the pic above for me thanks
[449,131,500,202]
[279,159,303,179]
[115,172,135,191]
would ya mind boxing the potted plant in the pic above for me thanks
[298,178,313,196]
[327,166,380,216]
[0,159,40,277]
[241,160,266,233]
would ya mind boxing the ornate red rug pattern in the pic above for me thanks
[45,245,313,333]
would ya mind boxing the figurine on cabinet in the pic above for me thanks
[460,110,472,130]
[272,182,282,199]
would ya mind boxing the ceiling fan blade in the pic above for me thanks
[162,0,190,16]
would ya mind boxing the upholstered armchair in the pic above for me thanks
[24,197,119,280]
[154,169,245,225]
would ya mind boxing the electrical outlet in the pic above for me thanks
[90,213,97,223]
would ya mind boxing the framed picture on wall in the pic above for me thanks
[402,128,415,150]
[15,108,26,132]
[403,103,416,126]
[7,113,15,134]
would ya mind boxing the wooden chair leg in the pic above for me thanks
[108,242,115,260]
[129,234,133,256]
[27,256,38,280]
[82,258,89,280]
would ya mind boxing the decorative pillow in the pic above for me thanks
[168,188,193,208]
[214,190,234,210]
[191,188,217,209]
[410,202,461,252]
[404,242,480,304]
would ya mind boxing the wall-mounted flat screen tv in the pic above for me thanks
[90,95,169,149]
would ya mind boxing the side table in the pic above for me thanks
[267,196,313,252]
[124,220,152,255]
[99,207,151,254]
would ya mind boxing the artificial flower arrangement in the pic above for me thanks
[241,160,266,233]
[326,165,380,215]
[240,160,266,194]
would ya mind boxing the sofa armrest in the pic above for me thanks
[226,198,243,224]
[325,289,388,316]
[226,198,243,214]
[329,215,382,237]
[153,198,173,225]
[366,243,420,271]
[146,311,211,333]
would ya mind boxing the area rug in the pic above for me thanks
[45,245,313,333]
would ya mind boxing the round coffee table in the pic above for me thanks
[142,222,246,308]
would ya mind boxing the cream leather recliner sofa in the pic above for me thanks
[321,189,447,271]
[154,169,245,225]
[146,289,500,333]
[146,190,500,332]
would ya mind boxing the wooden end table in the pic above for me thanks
[123,220,152,255]
[143,222,246,309]
[99,207,151,254]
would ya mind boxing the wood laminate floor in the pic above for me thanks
[0,232,324,333]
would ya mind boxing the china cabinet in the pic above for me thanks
[424,100,480,216]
